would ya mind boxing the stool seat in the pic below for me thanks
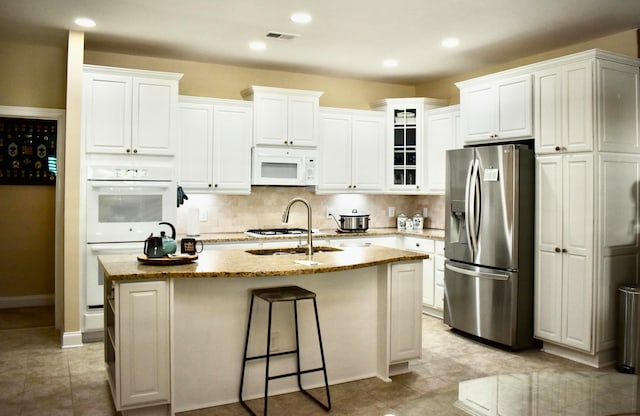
[252,285,316,303]
[239,285,331,415]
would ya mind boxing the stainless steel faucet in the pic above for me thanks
[282,198,313,256]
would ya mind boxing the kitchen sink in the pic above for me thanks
[245,246,343,256]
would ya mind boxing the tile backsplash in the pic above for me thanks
[177,186,445,234]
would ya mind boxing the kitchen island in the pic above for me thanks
[100,244,428,415]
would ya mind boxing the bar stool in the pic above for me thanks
[239,285,332,415]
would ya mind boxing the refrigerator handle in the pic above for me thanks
[445,263,510,281]
[472,159,481,246]
[468,159,480,257]
[464,160,475,257]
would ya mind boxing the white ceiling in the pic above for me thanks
[1,0,639,84]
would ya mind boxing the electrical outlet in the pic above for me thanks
[422,207,428,217]
[199,209,208,222]
[326,207,334,218]
[388,207,395,217]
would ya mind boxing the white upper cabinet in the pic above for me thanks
[242,86,323,147]
[425,105,460,194]
[373,97,446,194]
[178,97,252,194]
[534,51,639,154]
[83,65,182,156]
[535,61,594,153]
[458,74,532,143]
[597,59,640,153]
[318,108,385,193]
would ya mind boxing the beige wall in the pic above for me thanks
[416,29,640,103]
[0,40,67,299]
[83,51,417,109]
[0,40,67,108]
[0,186,56,296]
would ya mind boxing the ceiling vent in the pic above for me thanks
[266,32,300,40]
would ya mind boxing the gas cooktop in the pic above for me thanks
[245,228,320,237]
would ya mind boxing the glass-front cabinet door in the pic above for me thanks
[375,97,446,193]
[393,108,418,187]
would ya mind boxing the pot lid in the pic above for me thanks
[339,209,370,217]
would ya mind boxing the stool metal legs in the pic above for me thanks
[239,292,332,415]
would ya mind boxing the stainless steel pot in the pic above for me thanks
[331,209,370,232]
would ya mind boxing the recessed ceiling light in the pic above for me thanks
[441,37,460,48]
[74,17,96,28]
[383,59,398,68]
[291,12,312,24]
[249,41,267,51]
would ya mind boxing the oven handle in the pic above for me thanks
[88,181,172,188]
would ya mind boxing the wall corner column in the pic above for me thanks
[61,30,84,348]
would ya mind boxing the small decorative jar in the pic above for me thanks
[397,214,407,231]
[413,213,424,231]
[405,218,414,231]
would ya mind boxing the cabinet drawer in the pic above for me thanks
[404,236,435,253]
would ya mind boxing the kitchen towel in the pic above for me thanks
[177,185,189,207]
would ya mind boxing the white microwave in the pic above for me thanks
[252,147,318,186]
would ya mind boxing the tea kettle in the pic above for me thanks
[143,222,177,257]
[158,222,177,255]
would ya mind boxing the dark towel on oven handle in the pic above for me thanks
[177,185,189,208]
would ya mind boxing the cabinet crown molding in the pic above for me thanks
[83,64,183,80]
[370,97,448,110]
[455,48,640,89]
[240,85,323,100]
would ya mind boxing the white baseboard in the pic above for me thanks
[61,331,83,348]
[541,342,616,368]
[0,294,54,309]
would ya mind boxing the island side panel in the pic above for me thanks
[171,267,381,412]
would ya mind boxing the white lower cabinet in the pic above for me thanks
[403,236,444,317]
[105,279,170,411]
[535,152,640,363]
[389,262,423,363]
[535,154,594,352]
[330,235,398,248]
[434,241,445,311]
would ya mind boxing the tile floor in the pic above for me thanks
[1,310,638,416]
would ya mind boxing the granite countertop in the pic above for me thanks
[99,244,428,281]
[186,227,445,244]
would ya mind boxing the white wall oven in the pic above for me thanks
[85,165,175,312]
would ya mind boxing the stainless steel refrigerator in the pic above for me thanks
[444,143,536,349]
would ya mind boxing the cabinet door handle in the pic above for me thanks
[133,149,138,154]
[555,146,561,151]
[562,248,568,253]
[352,185,356,189]
[555,247,561,253]
[208,184,212,188]
[214,184,218,188]
[283,140,288,145]
[126,148,131,153]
